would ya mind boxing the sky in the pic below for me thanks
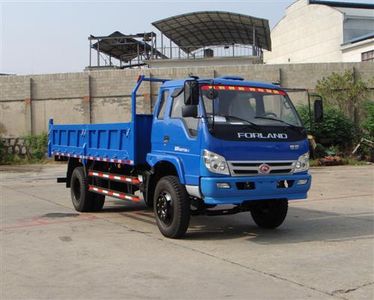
[0,0,372,75]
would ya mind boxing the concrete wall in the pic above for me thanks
[0,62,373,137]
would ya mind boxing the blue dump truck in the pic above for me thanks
[49,75,323,238]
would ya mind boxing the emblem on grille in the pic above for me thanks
[258,163,271,174]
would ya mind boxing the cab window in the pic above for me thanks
[157,90,169,119]
[170,90,198,137]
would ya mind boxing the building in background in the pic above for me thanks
[86,11,271,70]
[264,0,374,64]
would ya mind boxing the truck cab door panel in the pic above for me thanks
[151,89,169,152]
[155,87,201,185]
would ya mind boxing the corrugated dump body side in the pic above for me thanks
[48,114,153,165]
[48,119,137,165]
[47,75,158,167]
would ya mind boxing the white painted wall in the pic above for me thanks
[341,38,374,62]
[264,0,344,64]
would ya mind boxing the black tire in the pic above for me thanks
[153,176,190,238]
[91,177,105,211]
[91,194,105,211]
[70,167,104,212]
[250,200,288,229]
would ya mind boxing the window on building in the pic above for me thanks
[361,50,374,62]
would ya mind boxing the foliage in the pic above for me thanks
[361,101,374,139]
[297,104,312,132]
[0,133,48,164]
[325,145,341,156]
[297,104,355,148]
[315,70,369,127]
[0,138,6,164]
[24,132,48,160]
[313,143,327,158]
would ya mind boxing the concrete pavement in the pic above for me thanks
[1,164,373,299]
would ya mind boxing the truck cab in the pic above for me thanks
[49,75,318,239]
[148,76,311,203]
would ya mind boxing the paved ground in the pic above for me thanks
[1,164,373,300]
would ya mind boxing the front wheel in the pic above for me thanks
[153,176,190,238]
[250,200,288,229]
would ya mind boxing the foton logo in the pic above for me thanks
[238,132,288,139]
[259,163,271,174]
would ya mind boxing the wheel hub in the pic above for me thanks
[156,191,173,225]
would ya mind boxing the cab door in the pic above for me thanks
[151,88,169,153]
[163,88,202,185]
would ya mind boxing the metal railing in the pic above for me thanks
[148,44,262,60]
[87,42,263,69]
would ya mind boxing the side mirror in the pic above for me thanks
[182,105,198,118]
[184,80,199,105]
[314,99,323,123]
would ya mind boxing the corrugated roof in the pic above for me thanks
[91,31,165,62]
[152,11,271,53]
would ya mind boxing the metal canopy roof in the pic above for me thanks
[152,11,271,53]
[91,31,165,63]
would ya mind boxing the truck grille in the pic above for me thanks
[228,160,296,176]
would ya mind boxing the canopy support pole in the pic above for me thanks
[170,40,172,59]
[97,41,100,66]
[252,27,256,56]
[89,39,92,67]
[137,43,140,67]
[161,33,164,56]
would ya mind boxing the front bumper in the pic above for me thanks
[200,173,311,205]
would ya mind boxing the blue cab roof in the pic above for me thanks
[161,76,282,90]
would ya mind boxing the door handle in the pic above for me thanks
[163,136,170,144]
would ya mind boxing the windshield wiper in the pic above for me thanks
[254,116,300,130]
[219,115,261,129]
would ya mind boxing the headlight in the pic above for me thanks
[294,152,309,173]
[203,150,230,175]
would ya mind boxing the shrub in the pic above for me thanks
[0,133,48,165]
[361,101,374,139]
[24,132,48,160]
[297,104,355,148]
[315,70,369,127]
[0,137,6,163]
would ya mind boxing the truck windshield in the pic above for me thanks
[201,85,302,127]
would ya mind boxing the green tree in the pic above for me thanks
[316,69,370,127]
[24,132,48,160]
[361,101,374,139]
[297,104,355,148]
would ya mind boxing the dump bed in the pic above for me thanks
[48,115,152,165]
[48,76,168,166]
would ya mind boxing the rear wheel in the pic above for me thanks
[70,167,104,212]
[153,176,190,238]
[91,177,105,211]
[250,200,288,229]
[91,194,105,211]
